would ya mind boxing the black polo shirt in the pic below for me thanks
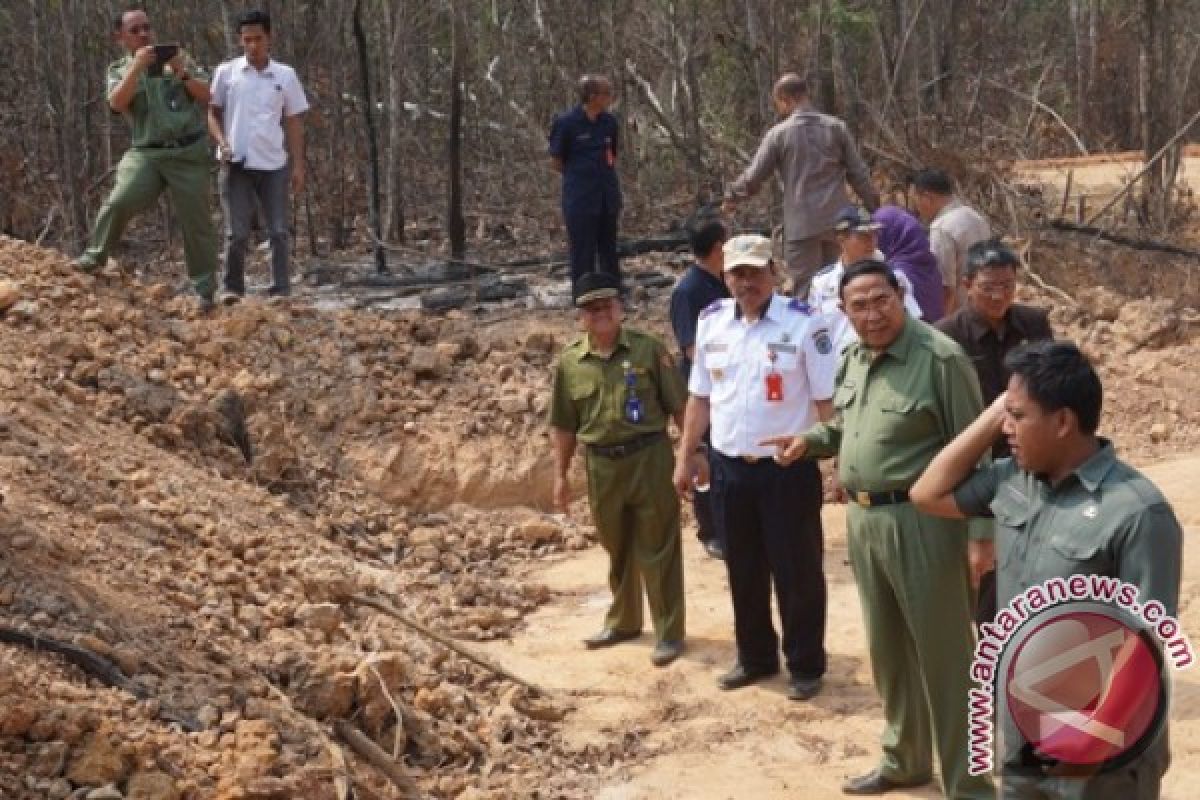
[669,264,730,381]
[936,303,1053,456]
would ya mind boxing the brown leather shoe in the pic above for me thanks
[583,629,640,649]
[842,769,932,795]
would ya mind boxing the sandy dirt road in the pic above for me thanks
[482,455,1200,799]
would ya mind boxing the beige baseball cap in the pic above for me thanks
[722,234,773,271]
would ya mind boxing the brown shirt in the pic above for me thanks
[729,107,878,241]
[936,303,1052,457]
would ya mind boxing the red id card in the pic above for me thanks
[765,372,783,402]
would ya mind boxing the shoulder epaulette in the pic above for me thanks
[700,298,728,319]
[788,298,813,314]
[813,263,837,277]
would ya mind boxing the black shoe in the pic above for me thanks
[716,662,778,691]
[841,769,931,796]
[787,675,822,701]
[702,539,725,560]
[196,293,216,314]
[651,640,684,667]
[583,629,640,650]
[218,289,243,306]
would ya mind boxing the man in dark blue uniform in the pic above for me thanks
[668,212,731,559]
[548,74,623,287]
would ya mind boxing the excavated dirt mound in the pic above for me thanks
[0,237,620,799]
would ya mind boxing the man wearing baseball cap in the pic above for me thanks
[548,271,694,667]
[673,234,838,700]
[809,206,923,353]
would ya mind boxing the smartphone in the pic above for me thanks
[154,43,179,63]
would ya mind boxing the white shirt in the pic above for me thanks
[930,199,991,292]
[210,56,310,171]
[808,250,924,354]
[690,294,837,458]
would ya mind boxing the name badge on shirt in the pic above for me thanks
[765,349,783,403]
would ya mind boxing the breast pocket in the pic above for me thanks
[568,376,599,402]
[1045,532,1107,576]
[991,500,1032,571]
[876,393,931,443]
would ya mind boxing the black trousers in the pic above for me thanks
[975,569,997,628]
[711,452,827,679]
[565,207,620,287]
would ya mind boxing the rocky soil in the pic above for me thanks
[0,230,1195,799]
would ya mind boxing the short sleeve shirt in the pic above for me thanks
[668,264,730,380]
[952,441,1182,615]
[547,106,622,216]
[690,294,837,458]
[210,56,309,170]
[807,254,924,354]
[929,199,991,289]
[548,328,685,446]
[106,54,209,147]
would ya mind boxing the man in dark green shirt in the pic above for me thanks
[912,340,1182,799]
[549,272,692,668]
[764,260,994,798]
[75,8,218,310]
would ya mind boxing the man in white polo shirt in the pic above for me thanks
[208,9,309,300]
[672,234,837,701]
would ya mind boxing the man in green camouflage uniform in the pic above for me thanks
[549,271,692,668]
[75,9,218,309]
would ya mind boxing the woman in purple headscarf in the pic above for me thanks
[873,205,945,321]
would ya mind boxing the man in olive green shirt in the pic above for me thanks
[765,260,993,798]
[549,272,692,668]
[912,340,1182,799]
[75,9,218,310]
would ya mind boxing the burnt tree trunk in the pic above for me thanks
[353,0,388,272]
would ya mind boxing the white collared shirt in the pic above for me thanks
[689,293,837,458]
[210,56,310,170]
[808,250,923,354]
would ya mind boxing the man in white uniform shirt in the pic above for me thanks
[809,206,922,354]
[673,234,837,701]
[208,9,309,300]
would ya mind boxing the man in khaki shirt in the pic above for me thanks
[764,260,993,799]
[723,74,878,294]
[910,169,991,315]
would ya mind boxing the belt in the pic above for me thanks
[140,131,205,149]
[849,489,910,507]
[587,431,664,459]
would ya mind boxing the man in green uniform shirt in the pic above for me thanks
[764,260,994,798]
[549,271,693,668]
[912,340,1182,799]
[75,8,218,310]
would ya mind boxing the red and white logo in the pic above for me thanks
[1005,608,1165,767]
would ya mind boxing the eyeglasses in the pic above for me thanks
[127,24,152,33]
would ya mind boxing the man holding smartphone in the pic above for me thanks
[75,8,218,312]
[208,9,309,302]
